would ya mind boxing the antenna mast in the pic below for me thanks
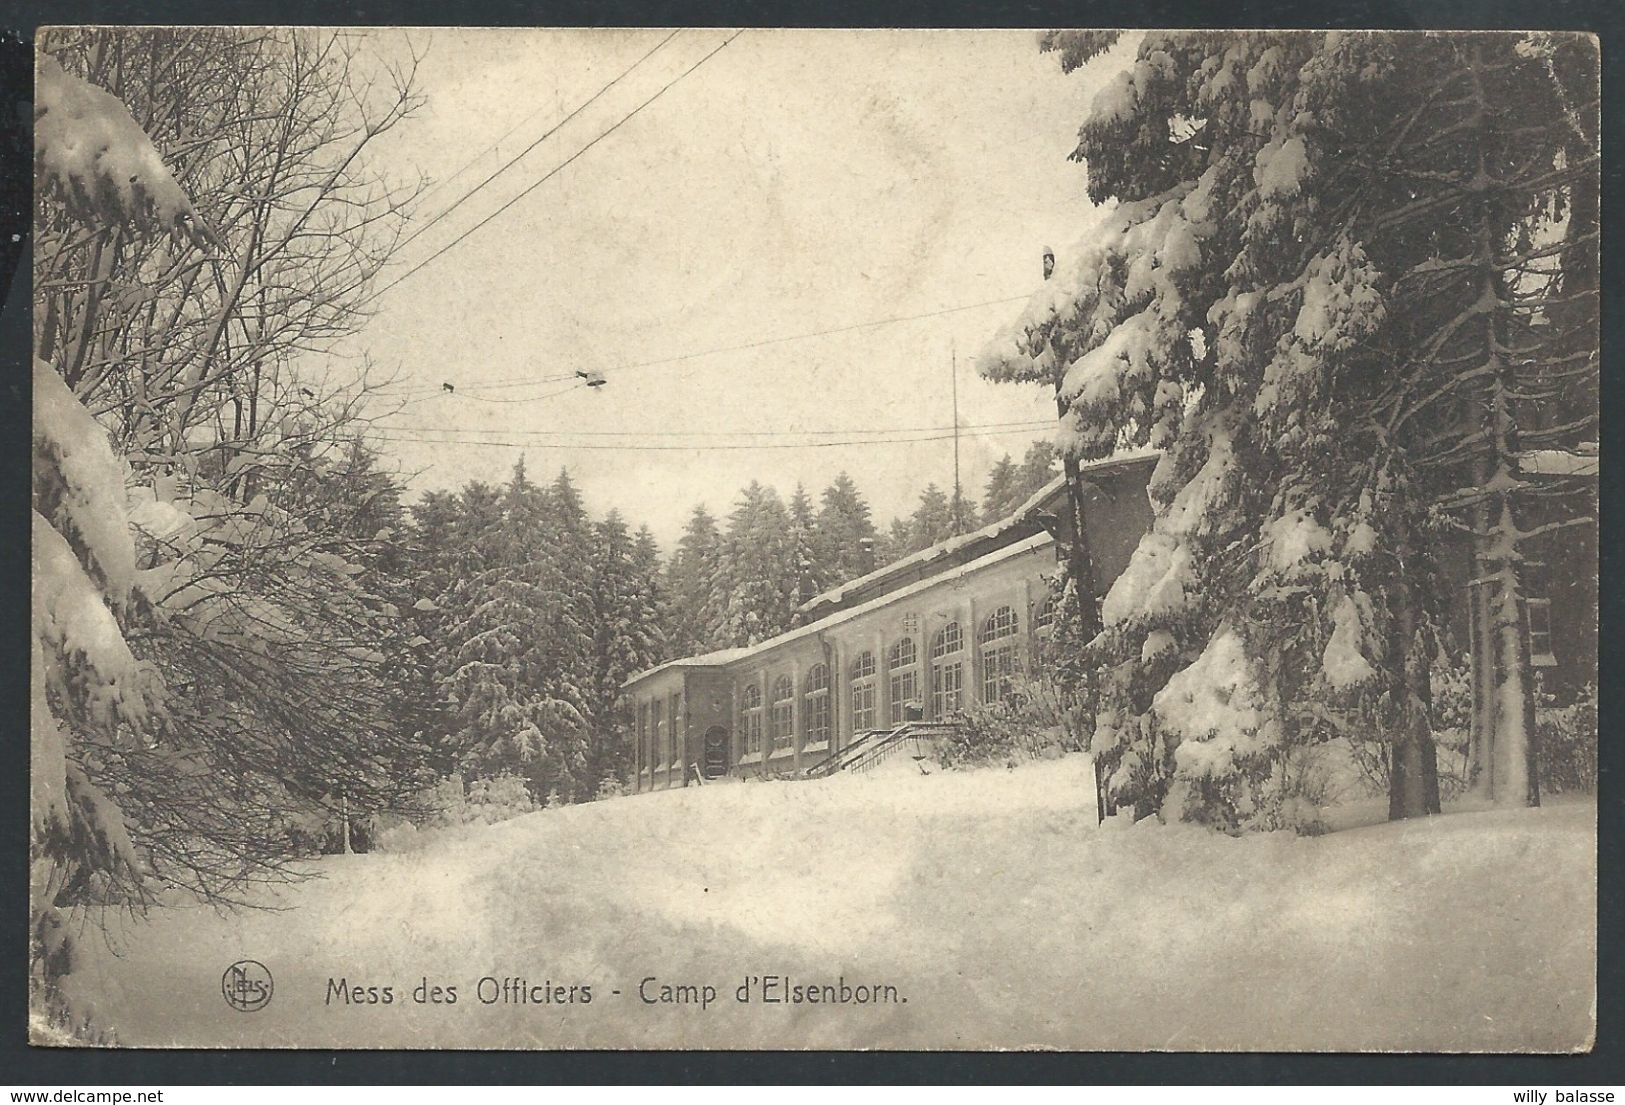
[951,341,962,532]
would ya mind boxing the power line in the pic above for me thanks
[366,424,1054,452]
[411,32,676,208]
[455,381,587,405]
[373,418,1056,438]
[394,32,679,263]
[391,380,587,410]
[382,291,1036,401]
[372,30,742,301]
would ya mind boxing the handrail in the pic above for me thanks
[799,726,898,778]
[800,721,958,778]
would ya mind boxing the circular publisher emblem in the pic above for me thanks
[222,959,274,1012]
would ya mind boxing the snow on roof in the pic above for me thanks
[623,645,755,686]
[624,531,1058,689]
[1520,449,1599,478]
[798,447,1160,615]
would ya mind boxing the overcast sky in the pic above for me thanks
[342,29,1124,547]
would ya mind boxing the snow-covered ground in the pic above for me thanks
[70,755,1594,1051]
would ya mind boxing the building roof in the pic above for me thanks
[623,530,1057,690]
[796,447,1159,619]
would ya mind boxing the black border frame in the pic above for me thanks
[2,1,1620,1085]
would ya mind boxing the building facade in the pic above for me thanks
[624,447,1597,793]
[623,453,1157,791]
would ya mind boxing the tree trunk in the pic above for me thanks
[1465,492,1497,793]
[1463,47,1541,808]
[1483,509,1542,807]
[1388,510,1441,820]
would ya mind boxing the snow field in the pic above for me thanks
[73,755,1594,1051]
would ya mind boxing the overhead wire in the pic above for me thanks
[371,30,743,301]
[374,418,1057,438]
[392,31,680,263]
[366,424,1056,452]
[377,289,1037,400]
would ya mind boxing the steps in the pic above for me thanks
[800,721,959,778]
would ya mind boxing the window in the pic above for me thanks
[980,606,1021,703]
[888,637,919,724]
[671,694,684,769]
[651,700,664,766]
[771,675,795,753]
[637,704,649,774]
[850,651,877,733]
[1035,594,1057,634]
[931,622,964,717]
[742,682,763,757]
[804,663,831,746]
[1525,561,1556,667]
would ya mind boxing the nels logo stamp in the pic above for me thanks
[222,960,274,1012]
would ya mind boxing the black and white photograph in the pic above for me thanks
[27,26,1599,1052]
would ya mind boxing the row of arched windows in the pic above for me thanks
[641,595,1054,779]
[739,606,1031,758]
[740,661,835,757]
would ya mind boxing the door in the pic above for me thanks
[702,727,730,779]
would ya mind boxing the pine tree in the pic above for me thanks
[1015,441,1061,501]
[877,517,914,565]
[948,485,980,536]
[982,454,1021,520]
[815,472,879,585]
[582,512,664,793]
[712,482,798,646]
[787,483,823,611]
[909,483,955,552]
[667,504,721,656]
[438,463,591,802]
[981,31,1596,825]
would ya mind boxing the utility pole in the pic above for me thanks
[951,341,963,533]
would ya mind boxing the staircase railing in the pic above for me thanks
[800,721,958,778]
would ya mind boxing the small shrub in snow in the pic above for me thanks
[464,774,537,824]
[405,773,535,833]
[1537,681,1597,795]
[1341,656,1472,801]
[373,820,425,855]
[937,675,1080,769]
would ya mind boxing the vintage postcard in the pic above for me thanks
[29,27,1597,1050]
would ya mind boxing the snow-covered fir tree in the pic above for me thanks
[980,30,1596,826]
[583,511,665,792]
[787,483,823,609]
[814,472,880,586]
[666,504,722,657]
[909,483,956,551]
[33,35,441,1033]
[710,482,799,647]
[982,455,1022,520]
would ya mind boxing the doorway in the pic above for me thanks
[702,727,730,779]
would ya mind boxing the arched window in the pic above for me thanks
[1035,594,1057,634]
[930,621,964,717]
[742,682,763,757]
[850,651,877,733]
[979,606,1021,703]
[771,675,795,753]
[803,663,831,747]
[887,637,920,725]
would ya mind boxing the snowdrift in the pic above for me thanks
[71,756,1594,1050]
